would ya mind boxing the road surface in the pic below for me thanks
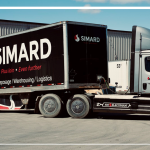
[0,110,150,150]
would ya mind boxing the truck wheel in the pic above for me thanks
[39,94,62,118]
[66,94,90,119]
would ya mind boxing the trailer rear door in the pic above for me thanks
[67,23,107,84]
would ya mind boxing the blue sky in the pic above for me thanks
[1,0,150,6]
[0,0,150,31]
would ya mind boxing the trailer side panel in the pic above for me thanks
[0,24,64,88]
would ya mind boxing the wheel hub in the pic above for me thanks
[76,105,79,109]
[48,104,51,108]
[71,99,85,114]
[44,99,56,113]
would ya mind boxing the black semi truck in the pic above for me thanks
[0,21,108,118]
[2,21,150,119]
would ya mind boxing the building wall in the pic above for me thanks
[0,19,46,37]
[107,29,132,61]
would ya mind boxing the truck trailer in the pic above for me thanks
[0,21,108,118]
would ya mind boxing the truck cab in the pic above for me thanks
[93,26,150,115]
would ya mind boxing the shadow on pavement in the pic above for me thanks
[0,110,35,114]
[0,110,150,120]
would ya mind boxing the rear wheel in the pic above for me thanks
[39,94,62,118]
[66,94,90,119]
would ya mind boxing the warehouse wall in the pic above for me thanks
[107,29,132,61]
[0,19,46,37]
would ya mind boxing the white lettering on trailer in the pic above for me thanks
[81,36,100,42]
[3,47,5,64]
[0,80,11,85]
[40,38,51,59]
[0,38,51,64]
[30,40,39,61]
[36,76,52,83]
[0,48,2,64]
[18,43,29,62]
[13,77,35,84]
[6,45,17,64]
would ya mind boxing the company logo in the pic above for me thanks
[96,102,131,108]
[74,34,100,43]
[0,38,51,65]
[74,34,80,42]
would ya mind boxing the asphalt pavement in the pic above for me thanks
[0,110,150,150]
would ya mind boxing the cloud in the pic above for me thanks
[76,0,150,3]
[78,4,101,14]
[110,0,150,4]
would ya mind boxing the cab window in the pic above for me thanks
[145,57,150,72]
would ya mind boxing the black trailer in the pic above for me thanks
[0,21,107,118]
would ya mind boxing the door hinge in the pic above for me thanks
[140,54,142,57]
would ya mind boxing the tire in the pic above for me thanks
[39,94,62,118]
[66,94,90,119]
